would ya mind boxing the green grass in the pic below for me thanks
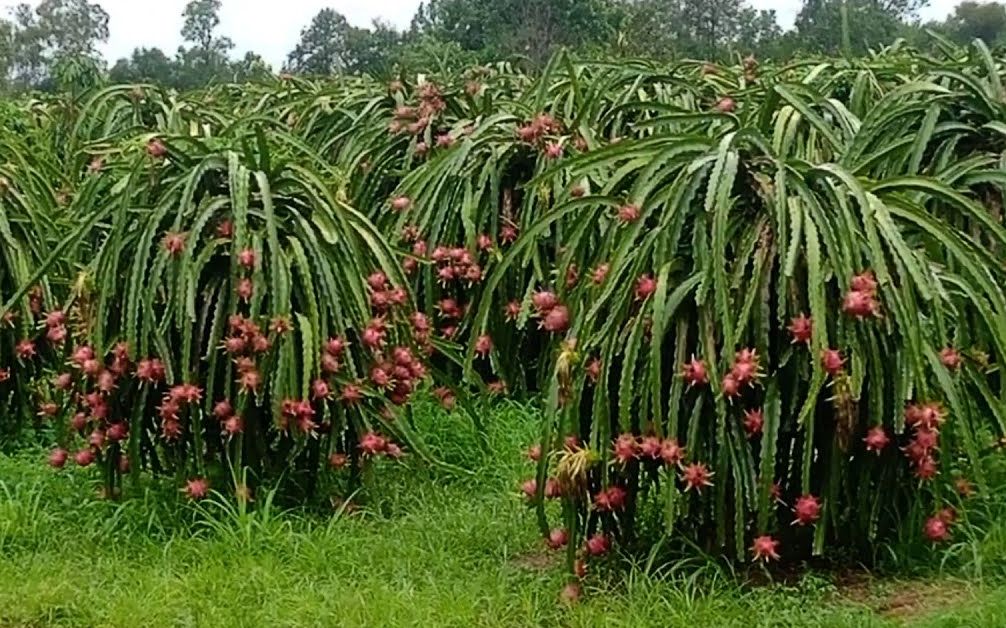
[1,401,1005,627]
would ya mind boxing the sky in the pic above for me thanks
[0,0,962,69]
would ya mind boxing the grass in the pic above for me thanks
[1,400,1005,627]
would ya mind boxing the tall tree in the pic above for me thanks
[180,0,232,58]
[177,0,233,87]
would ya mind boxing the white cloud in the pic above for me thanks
[0,0,960,69]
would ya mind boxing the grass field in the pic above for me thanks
[1,401,1004,627]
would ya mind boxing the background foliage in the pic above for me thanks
[0,0,1004,92]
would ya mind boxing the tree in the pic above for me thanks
[286,9,358,75]
[109,47,176,85]
[944,1,1006,44]
[619,0,780,60]
[503,0,622,66]
[411,0,491,53]
[736,8,784,55]
[33,0,109,57]
[7,0,109,89]
[412,0,621,67]
[794,0,928,55]
[287,11,406,77]
[343,20,404,77]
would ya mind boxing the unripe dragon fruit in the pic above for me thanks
[474,334,493,358]
[721,374,740,398]
[639,436,662,459]
[715,97,736,113]
[237,248,256,269]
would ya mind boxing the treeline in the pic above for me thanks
[272,0,1006,77]
[1,0,1005,93]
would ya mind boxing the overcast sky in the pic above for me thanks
[0,0,961,69]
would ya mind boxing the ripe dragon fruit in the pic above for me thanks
[634,274,657,301]
[863,426,890,454]
[49,448,68,468]
[593,486,627,511]
[792,494,821,526]
[185,478,210,500]
[613,434,638,463]
[585,534,611,556]
[743,408,764,438]
[639,436,662,459]
[617,204,640,223]
[939,347,962,370]
[682,357,708,387]
[750,535,780,561]
[660,439,685,466]
[546,528,569,549]
[821,349,844,375]
[788,314,812,344]
[681,462,714,492]
[923,516,950,542]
